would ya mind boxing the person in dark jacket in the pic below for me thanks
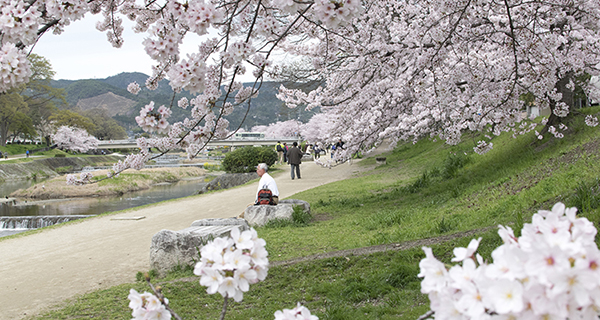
[287,141,304,180]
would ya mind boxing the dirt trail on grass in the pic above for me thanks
[0,158,374,320]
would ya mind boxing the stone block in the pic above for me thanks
[244,199,310,227]
[198,172,258,194]
[149,218,249,276]
[279,199,311,213]
[301,153,313,162]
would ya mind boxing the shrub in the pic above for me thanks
[441,152,470,179]
[292,205,312,225]
[569,178,600,213]
[221,146,277,173]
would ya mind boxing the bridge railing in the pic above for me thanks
[97,137,301,149]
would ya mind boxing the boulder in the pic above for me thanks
[244,199,310,227]
[149,218,249,276]
[301,153,313,162]
[198,172,258,194]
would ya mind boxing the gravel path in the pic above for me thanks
[0,159,369,320]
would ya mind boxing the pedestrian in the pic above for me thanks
[275,141,284,165]
[287,141,304,180]
[312,143,321,159]
[26,150,29,158]
[283,142,288,163]
[4,151,8,159]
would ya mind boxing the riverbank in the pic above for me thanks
[9,167,207,199]
[0,155,122,181]
[0,160,369,320]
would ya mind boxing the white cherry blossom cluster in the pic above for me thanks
[135,102,172,133]
[548,125,565,139]
[251,119,302,138]
[473,140,493,155]
[177,97,189,109]
[0,0,40,47]
[0,43,31,93]
[222,41,255,68]
[66,172,94,186]
[127,82,141,94]
[144,137,178,152]
[313,0,363,28]
[167,53,207,94]
[585,115,599,127]
[52,126,99,153]
[109,152,149,178]
[234,86,258,104]
[252,54,271,78]
[142,23,182,63]
[314,158,333,169]
[181,1,223,36]
[127,289,171,320]
[271,0,308,14]
[44,0,89,22]
[419,202,600,319]
[193,226,268,302]
[274,303,319,320]
[553,102,570,118]
[255,16,281,38]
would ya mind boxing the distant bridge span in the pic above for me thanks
[97,138,300,149]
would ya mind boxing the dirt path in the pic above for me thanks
[0,159,371,320]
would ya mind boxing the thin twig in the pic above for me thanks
[417,310,434,320]
[219,296,229,320]
[145,276,183,320]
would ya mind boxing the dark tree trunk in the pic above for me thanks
[541,72,575,135]
[0,122,8,147]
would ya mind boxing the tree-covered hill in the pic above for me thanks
[51,72,320,131]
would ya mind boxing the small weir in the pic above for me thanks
[0,156,216,237]
[0,178,206,237]
[0,215,94,229]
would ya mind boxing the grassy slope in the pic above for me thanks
[31,107,600,319]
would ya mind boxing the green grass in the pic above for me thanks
[28,106,600,319]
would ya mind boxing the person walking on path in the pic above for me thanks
[275,141,284,165]
[283,142,289,163]
[287,141,304,180]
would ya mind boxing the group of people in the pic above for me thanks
[275,141,304,180]
[255,139,345,206]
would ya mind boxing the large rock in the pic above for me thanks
[198,172,258,194]
[149,217,249,276]
[244,199,310,227]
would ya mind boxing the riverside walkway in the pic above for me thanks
[0,160,368,320]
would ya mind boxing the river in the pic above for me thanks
[0,178,204,237]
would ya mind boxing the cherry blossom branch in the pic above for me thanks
[219,296,229,320]
[144,274,183,320]
[416,310,434,320]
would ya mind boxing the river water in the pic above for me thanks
[0,178,205,237]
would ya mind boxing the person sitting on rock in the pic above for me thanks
[255,163,279,205]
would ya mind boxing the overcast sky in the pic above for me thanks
[32,15,157,80]
[31,14,259,82]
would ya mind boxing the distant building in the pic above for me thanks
[233,132,265,139]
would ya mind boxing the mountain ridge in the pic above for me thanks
[52,72,320,130]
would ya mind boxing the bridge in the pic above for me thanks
[97,138,301,149]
